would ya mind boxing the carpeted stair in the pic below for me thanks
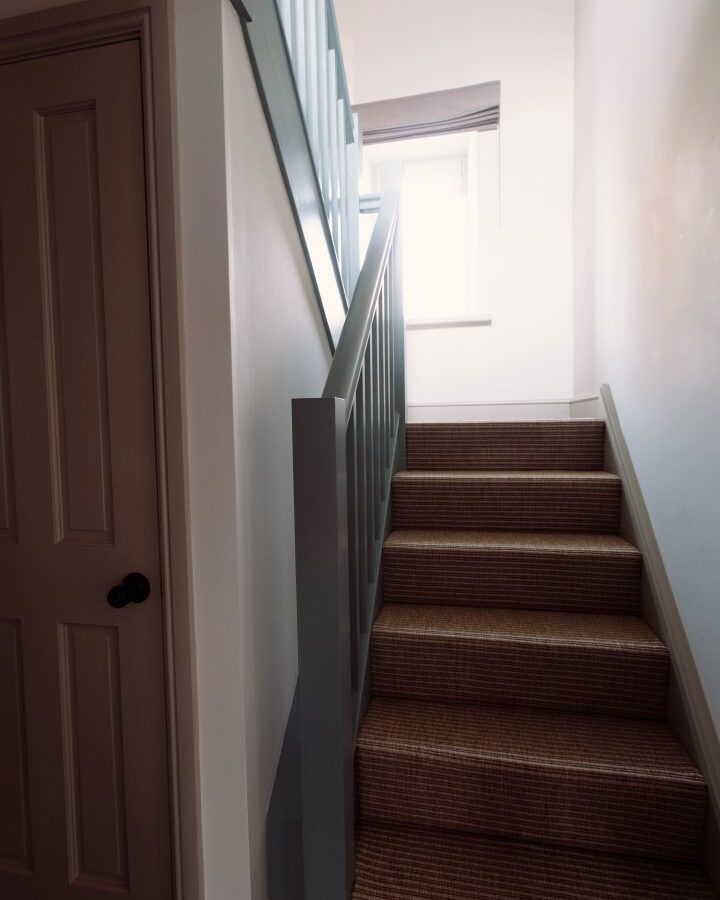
[353,420,717,899]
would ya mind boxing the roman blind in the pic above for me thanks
[354,80,500,145]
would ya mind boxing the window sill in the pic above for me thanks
[406,315,492,331]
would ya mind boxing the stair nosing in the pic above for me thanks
[358,698,704,785]
[394,469,621,480]
[407,418,606,425]
[385,529,640,554]
[359,739,702,785]
[373,625,668,657]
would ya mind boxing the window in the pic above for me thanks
[361,129,499,325]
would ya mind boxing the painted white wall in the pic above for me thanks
[335,0,576,409]
[173,2,254,897]
[574,0,720,730]
[174,2,331,897]
[221,3,332,896]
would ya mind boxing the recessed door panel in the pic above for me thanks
[0,242,17,544]
[58,624,128,891]
[36,104,115,546]
[0,619,32,875]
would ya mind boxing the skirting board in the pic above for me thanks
[599,384,720,887]
[407,396,600,423]
[569,396,601,418]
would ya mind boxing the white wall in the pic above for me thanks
[335,0,576,410]
[173,2,253,897]
[222,3,332,896]
[574,0,720,730]
[174,1,331,897]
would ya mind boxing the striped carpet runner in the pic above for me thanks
[353,420,717,899]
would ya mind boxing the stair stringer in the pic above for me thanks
[600,383,720,890]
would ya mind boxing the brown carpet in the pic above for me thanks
[383,530,642,612]
[392,471,622,533]
[354,823,718,899]
[371,605,669,718]
[354,420,716,898]
[407,420,606,471]
[357,698,706,862]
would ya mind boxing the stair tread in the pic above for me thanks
[358,697,702,783]
[385,529,640,555]
[374,604,667,654]
[372,605,669,718]
[357,699,706,860]
[353,823,718,900]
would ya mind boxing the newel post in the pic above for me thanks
[292,396,354,900]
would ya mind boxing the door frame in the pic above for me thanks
[0,3,200,898]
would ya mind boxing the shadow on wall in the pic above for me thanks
[574,0,720,731]
[636,0,720,391]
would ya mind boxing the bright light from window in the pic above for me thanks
[400,156,470,320]
[361,130,499,323]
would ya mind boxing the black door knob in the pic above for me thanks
[107,572,151,609]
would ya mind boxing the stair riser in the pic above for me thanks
[357,752,707,864]
[407,422,606,472]
[371,636,669,719]
[392,479,621,533]
[383,546,641,613]
[354,825,719,900]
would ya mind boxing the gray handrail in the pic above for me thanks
[237,0,362,351]
[324,191,399,416]
[268,189,405,900]
[275,0,361,300]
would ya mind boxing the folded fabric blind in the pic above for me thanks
[354,81,500,145]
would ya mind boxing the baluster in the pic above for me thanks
[355,367,369,631]
[388,256,396,430]
[347,114,361,294]
[337,96,348,285]
[328,50,340,249]
[384,272,392,464]
[317,0,331,212]
[393,236,407,460]
[292,0,307,113]
[342,99,353,292]
[372,313,382,537]
[391,248,400,415]
[304,0,320,165]
[378,284,388,497]
[346,404,359,691]
[279,0,293,53]
[364,334,375,577]
[385,286,391,466]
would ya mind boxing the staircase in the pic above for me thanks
[353,420,717,899]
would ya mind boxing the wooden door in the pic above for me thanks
[0,38,173,899]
